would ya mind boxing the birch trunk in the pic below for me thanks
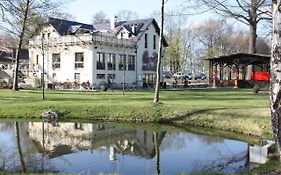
[270,0,281,157]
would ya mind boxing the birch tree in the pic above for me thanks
[270,0,281,158]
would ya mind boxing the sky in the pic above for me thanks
[65,0,187,24]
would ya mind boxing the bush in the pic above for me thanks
[252,85,260,94]
[34,78,41,88]
[99,81,108,91]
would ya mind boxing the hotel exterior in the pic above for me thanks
[29,17,168,88]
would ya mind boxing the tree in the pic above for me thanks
[194,18,249,56]
[115,10,139,21]
[191,0,271,54]
[270,0,281,159]
[256,37,271,54]
[154,0,164,103]
[0,0,64,91]
[92,11,109,24]
[165,30,184,72]
[0,32,17,48]
[187,0,271,79]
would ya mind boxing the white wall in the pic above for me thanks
[91,44,137,85]
[29,21,165,88]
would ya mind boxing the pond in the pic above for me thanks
[0,121,257,174]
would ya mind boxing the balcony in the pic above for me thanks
[29,33,137,49]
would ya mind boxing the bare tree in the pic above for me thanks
[0,0,64,91]
[115,10,139,21]
[0,32,18,48]
[92,11,109,24]
[270,0,281,159]
[154,0,164,103]
[191,0,271,53]
[187,0,271,79]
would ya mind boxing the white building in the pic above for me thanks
[29,17,168,89]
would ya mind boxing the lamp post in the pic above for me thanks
[41,34,45,100]
[122,39,126,96]
[122,55,125,96]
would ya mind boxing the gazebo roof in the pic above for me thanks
[206,53,270,65]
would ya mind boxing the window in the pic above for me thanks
[52,53,60,69]
[74,73,80,82]
[75,52,84,69]
[97,52,105,70]
[153,35,156,50]
[107,74,116,80]
[107,53,116,70]
[128,55,135,71]
[97,74,105,79]
[145,33,148,48]
[36,55,39,65]
[119,54,126,71]
[52,73,56,79]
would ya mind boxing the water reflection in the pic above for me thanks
[0,121,251,174]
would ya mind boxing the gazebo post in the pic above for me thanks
[212,64,217,88]
[209,60,213,85]
[219,63,223,86]
[234,65,239,88]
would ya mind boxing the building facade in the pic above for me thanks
[29,17,167,88]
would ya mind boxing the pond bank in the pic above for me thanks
[0,88,272,140]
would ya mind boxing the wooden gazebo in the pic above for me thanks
[206,53,270,88]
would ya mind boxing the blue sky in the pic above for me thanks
[66,0,184,24]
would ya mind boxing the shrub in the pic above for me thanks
[34,78,41,88]
[252,85,260,94]
[99,81,108,91]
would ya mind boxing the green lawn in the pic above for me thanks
[0,88,272,139]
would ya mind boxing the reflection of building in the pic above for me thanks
[27,122,165,159]
[29,17,168,88]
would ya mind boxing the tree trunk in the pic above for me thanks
[246,0,259,80]
[246,21,257,80]
[12,0,30,91]
[154,0,164,103]
[270,0,281,158]
[248,22,257,54]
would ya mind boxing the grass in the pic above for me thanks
[0,88,272,139]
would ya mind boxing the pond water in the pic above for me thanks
[0,121,255,174]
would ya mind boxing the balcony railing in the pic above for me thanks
[29,34,137,48]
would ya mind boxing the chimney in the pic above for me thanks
[132,25,136,35]
[110,16,117,30]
